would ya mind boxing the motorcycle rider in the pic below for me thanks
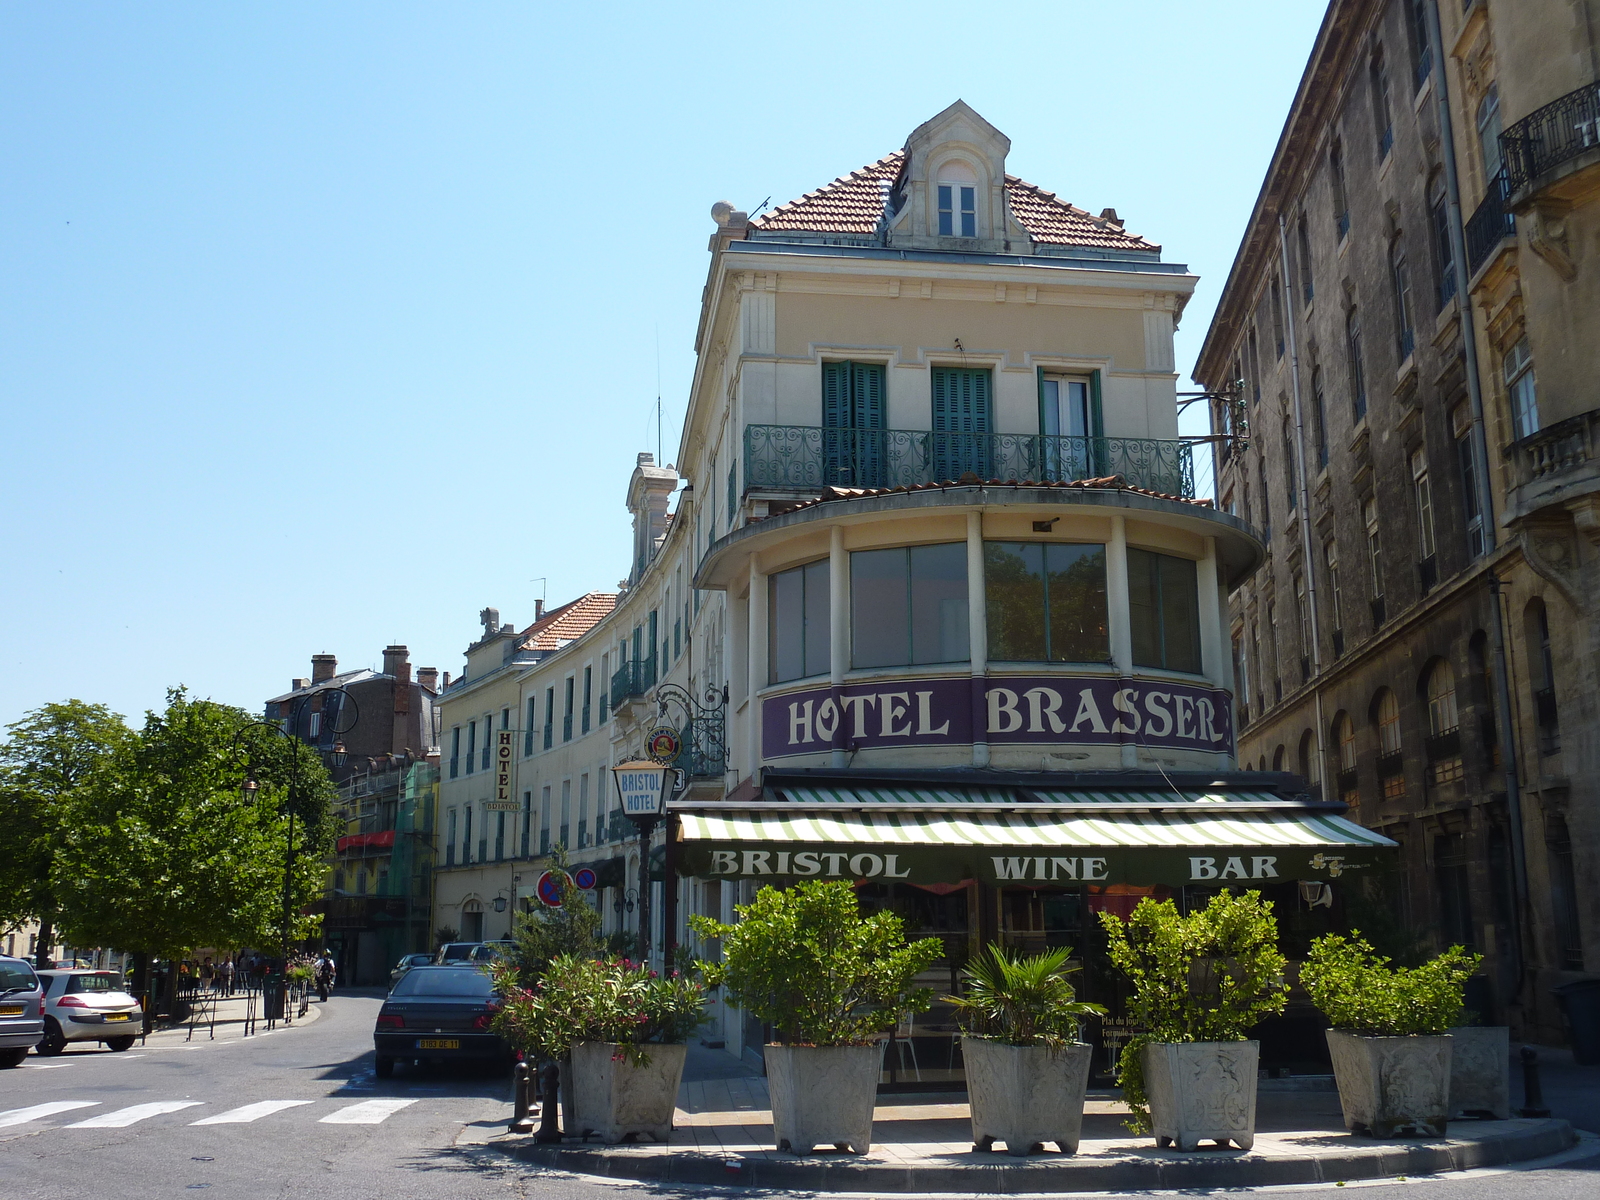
[315,951,335,1001]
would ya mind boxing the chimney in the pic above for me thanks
[535,598,545,621]
[291,677,310,692]
[416,666,439,693]
[382,644,411,684]
[311,653,337,683]
[442,671,452,689]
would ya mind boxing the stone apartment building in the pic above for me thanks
[1197,0,1599,1041]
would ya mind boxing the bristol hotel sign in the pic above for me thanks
[762,674,1232,758]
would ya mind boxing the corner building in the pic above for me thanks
[662,103,1393,1081]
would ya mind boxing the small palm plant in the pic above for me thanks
[946,945,1105,1049]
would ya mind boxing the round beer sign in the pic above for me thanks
[645,725,682,764]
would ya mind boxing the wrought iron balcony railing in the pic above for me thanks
[608,657,658,712]
[1502,81,1600,197]
[1465,171,1515,279]
[744,425,1195,499]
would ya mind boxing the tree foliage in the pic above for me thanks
[689,880,942,1047]
[1098,891,1289,1131]
[1300,933,1480,1036]
[53,689,337,957]
[0,701,133,964]
[508,846,602,982]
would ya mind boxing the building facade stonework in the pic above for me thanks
[1198,0,1599,1042]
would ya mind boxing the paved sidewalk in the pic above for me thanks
[493,1044,1581,1192]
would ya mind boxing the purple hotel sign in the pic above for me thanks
[762,674,1232,759]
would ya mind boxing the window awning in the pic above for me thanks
[675,784,1395,888]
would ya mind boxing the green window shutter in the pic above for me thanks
[932,367,992,478]
[851,362,886,428]
[822,362,850,429]
[1089,370,1106,476]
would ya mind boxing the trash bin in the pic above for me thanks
[1552,979,1600,1065]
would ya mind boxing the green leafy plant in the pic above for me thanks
[1300,933,1481,1036]
[945,944,1105,1049]
[509,846,602,981]
[688,880,943,1046]
[489,954,707,1066]
[1098,891,1289,1132]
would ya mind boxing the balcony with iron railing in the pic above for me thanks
[743,426,1195,499]
[1502,81,1600,204]
[1465,171,1515,280]
[609,656,658,711]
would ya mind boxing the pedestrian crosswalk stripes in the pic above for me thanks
[2,1098,420,1131]
[317,1099,416,1125]
[0,1102,99,1128]
[190,1100,314,1125]
[67,1101,202,1128]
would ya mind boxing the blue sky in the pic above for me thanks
[1,2,1325,729]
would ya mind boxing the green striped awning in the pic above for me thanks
[676,789,1395,888]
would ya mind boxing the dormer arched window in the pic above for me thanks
[936,160,978,237]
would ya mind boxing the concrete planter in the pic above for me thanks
[963,1037,1092,1156]
[1447,1026,1510,1119]
[567,1041,687,1144]
[764,1043,879,1155]
[1325,1029,1453,1137]
[1142,1040,1259,1151]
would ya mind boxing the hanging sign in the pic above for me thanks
[612,761,670,820]
[644,726,682,765]
[494,729,515,802]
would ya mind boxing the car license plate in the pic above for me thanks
[104,1013,130,1021]
[417,1038,459,1050]
[0,1004,22,1017]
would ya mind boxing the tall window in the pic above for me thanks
[1430,177,1456,310]
[578,774,589,848]
[562,677,575,741]
[822,361,887,486]
[1435,833,1474,949]
[1455,409,1485,558]
[769,559,831,683]
[1476,84,1503,187]
[445,808,457,866]
[539,785,551,855]
[1128,548,1202,674]
[1234,632,1251,716]
[494,811,506,862]
[1293,569,1310,675]
[465,720,476,775]
[937,163,978,237]
[1364,496,1384,602]
[984,542,1109,662]
[1376,689,1403,783]
[543,687,554,750]
[1270,278,1286,359]
[1297,212,1314,303]
[1407,0,1432,91]
[1265,600,1281,702]
[1426,658,1464,784]
[1503,335,1539,439]
[1283,418,1297,511]
[1411,449,1436,561]
[462,805,474,865]
[450,726,460,778]
[1371,49,1394,159]
[1337,712,1357,771]
[1258,458,1271,543]
[1325,539,1345,639]
[1331,140,1350,240]
[931,367,993,479]
[1347,307,1367,420]
[521,790,532,858]
[1312,365,1329,469]
[1247,328,1262,404]
[1528,598,1560,755]
[524,697,535,756]
[559,779,570,849]
[1546,814,1585,970]
[850,543,970,668]
[1391,237,1416,361]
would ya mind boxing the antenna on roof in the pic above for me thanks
[655,325,663,467]
[750,196,771,218]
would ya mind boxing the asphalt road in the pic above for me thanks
[2,990,1596,1200]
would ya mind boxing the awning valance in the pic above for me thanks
[675,785,1395,888]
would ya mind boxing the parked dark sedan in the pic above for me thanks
[372,964,509,1078]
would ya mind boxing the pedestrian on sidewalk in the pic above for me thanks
[220,957,235,996]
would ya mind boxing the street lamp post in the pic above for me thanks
[233,687,358,1017]
[610,761,678,965]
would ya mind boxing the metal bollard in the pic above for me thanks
[1519,1046,1552,1117]
[535,1060,562,1143]
[509,1061,535,1132]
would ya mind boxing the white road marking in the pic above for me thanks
[318,1099,416,1125]
[66,1101,202,1128]
[0,1102,99,1128]
[190,1100,313,1125]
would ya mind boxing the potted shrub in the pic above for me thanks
[689,880,942,1155]
[946,944,1106,1156]
[492,954,707,1143]
[1099,891,1289,1152]
[1301,934,1480,1137]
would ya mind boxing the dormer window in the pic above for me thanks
[936,161,977,237]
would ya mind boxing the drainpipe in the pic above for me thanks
[1426,0,1531,987]
[1275,216,1328,800]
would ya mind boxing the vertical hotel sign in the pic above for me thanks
[486,729,518,812]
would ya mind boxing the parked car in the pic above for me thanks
[36,969,142,1054]
[389,953,435,990]
[0,956,44,1068]
[433,942,483,965]
[372,964,509,1078]
[471,940,516,963]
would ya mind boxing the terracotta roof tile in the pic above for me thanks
[519,592,618,651]
[749,150,1158,253]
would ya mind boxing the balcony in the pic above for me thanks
[1503,407,1600,525]
[1502,81,1600,205]
[744,426,1196,500]
[1465,172,1515,280]
[609,656,658,712]
[679,715,728,779]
